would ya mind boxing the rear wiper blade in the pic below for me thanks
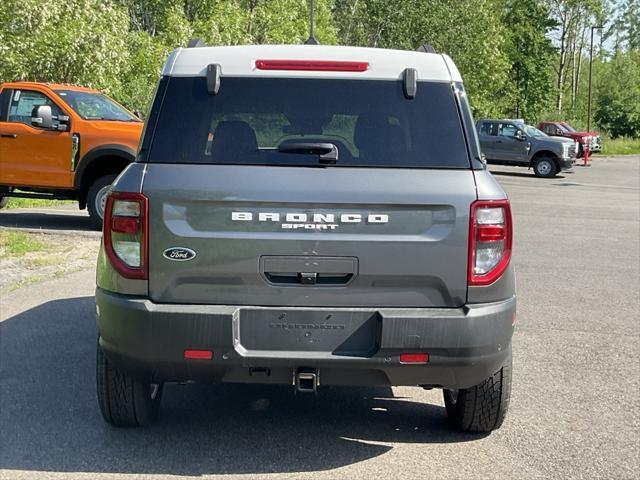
[277,142,338,164]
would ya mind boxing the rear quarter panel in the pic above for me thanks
[469,169,516,303]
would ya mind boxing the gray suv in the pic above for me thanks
[95,44,516,433]
[477,119,576,177]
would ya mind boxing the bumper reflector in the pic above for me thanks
[184,349,213,360]
[400,353,429,364]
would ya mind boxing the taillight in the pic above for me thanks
[103,192,148,280]
[255,59,369,72]
[468,199,512,286]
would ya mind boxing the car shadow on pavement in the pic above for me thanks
[0,210,95,233]
[490,169,568,179]
[0,297,483,476]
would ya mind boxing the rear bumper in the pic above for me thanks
[96,288,515,390]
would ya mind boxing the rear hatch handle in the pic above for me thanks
[261,256,357,286]
[277,142,338,164]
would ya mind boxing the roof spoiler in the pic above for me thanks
[187,38,206,48]
[416,44,437,53]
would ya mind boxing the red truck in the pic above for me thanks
[538,121,602,157]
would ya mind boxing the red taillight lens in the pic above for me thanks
[103,192,148,280]
[468,199,512,286]
[476,225,506,242]
[255,59,369,72]
[111,216,140,234]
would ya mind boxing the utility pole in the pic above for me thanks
[587,25,603,132]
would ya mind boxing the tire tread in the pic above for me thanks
[96,340,160,427]
[444,351,512,433]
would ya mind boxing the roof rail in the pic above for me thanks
[187,38,206,48]
[416,44,437,54]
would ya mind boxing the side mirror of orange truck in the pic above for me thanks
[31,105,54,129]
[31,105,68,131]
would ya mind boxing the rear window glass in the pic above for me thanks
[148,77,470,168]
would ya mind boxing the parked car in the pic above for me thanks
[561,121,602,153]
[477,119,576,177]
[95,43,516,433]
[538,121,601,156]
[0,82,143,228]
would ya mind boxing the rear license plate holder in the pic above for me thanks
[235,309,380,356]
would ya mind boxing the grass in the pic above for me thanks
[4,198,74,209]
[598,137,640,156]
[0,231,46,257]
[26,255,64,267]
[0,230,100,292]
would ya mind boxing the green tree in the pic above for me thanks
[251,0,337,44]
[333,0,510,117]
[0,0,130,97]
[608,0,640,51]
[502,0,556,121]
[594,50,640,137]
[545,0,604,114]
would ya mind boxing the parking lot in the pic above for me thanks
[0,155,638,480]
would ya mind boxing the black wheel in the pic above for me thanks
[96,340,163,427]
[87,174,117,230]
[0,196,8,209]
[443,351,512,433]
[533,157,557,178]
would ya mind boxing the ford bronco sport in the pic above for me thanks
[96,44,516,433]
[0,82,142,228]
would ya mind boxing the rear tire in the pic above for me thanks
[443,350,512,433]
[533,157,557,178]
[0,196,8,209]
[87,174,117,230]
[96,340,163,427]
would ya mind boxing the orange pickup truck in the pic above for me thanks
[0,82,143,228]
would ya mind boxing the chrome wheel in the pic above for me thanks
[536,159,552,176]
[95,185,110,220]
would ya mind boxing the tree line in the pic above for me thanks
[0,0,638,137]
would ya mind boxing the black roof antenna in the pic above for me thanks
[304,0,319,44]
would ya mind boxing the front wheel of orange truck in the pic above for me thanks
[87,174,117,230]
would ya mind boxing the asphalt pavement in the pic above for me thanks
[0,205,100,237]
[0,155,638,479]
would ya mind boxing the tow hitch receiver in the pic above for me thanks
[294,368,319,393]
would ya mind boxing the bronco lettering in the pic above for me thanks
[231,211,388,230]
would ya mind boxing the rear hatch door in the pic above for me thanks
[145,165,475,307]
[142,74,477,308]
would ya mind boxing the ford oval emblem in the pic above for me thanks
[163,247,196,262]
